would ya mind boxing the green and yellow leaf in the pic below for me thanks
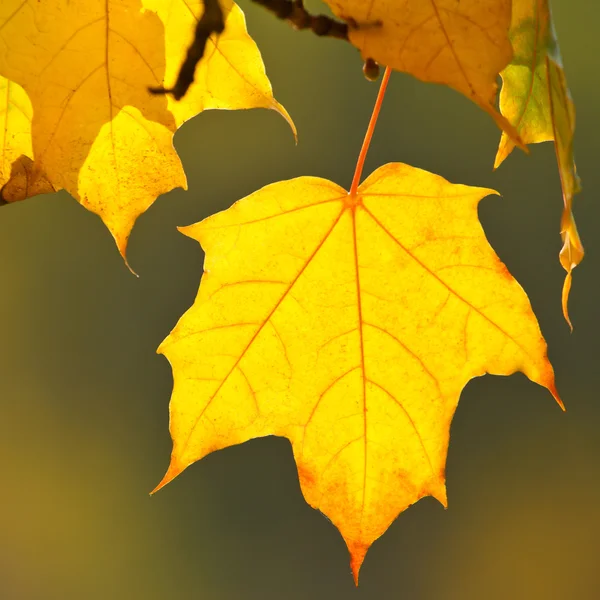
[495,0,582,327]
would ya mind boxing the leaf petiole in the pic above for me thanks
[349,66,392,197]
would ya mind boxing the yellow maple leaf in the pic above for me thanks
[322,0,524,143]
[495,0,582,328]
[0,0,292,260]
[155,162,561,582]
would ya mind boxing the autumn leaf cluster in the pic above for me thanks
[0,0,580,582]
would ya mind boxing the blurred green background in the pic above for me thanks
[1,1,598,598]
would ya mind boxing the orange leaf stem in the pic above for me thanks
[349,66,392,196]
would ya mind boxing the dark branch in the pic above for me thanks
[252,0,350,40]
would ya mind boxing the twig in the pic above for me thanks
[253,0,350,40]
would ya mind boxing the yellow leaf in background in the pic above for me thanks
[143,0,294,128]
[323,0,524,144]
[0,77,54,203]
[155,163,561,582]
[495,0,582,328]
[0,0,292,261]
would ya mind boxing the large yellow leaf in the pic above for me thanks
[0,0,292,259]
[323,0,523,142]
[495,0,582,327]
[155,163,560,582]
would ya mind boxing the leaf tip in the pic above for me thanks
[348,541,369,586]
[485,106,527,153]
[123,255,139,278]
[431,481,448,509]
[156,338,167,356]
[272,100,297,144]
[561,271,573,332]
[547,379,566,412]
[116,245,138,276]
[493,135,513,171]
[177,224,198,239]
[559,220,584,331]
[104,219,139,276]
[150,459,184,495]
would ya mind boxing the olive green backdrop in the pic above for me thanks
[1,1,598,598]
